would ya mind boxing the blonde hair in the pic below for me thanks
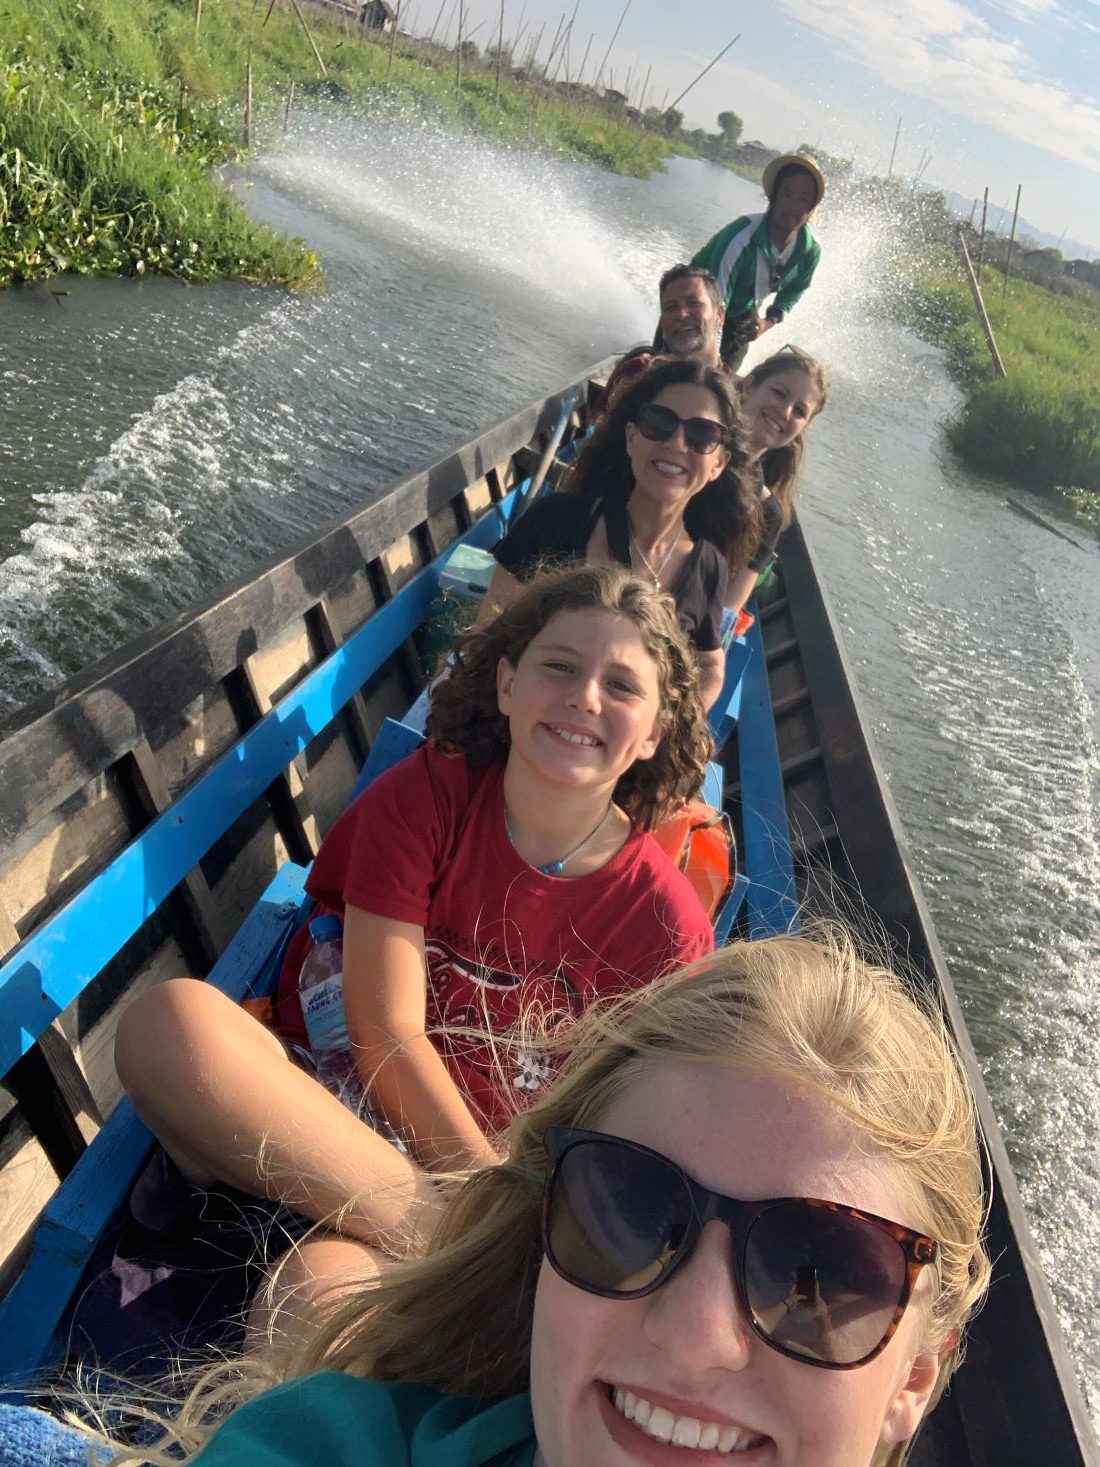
[107,930,988,1465]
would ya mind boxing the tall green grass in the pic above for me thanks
[897,251,1100,494]
[0,0,675,288]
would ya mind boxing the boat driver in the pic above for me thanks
[692,151,825,370]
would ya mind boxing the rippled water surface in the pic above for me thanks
[1,112,1097,1419]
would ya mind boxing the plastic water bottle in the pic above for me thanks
[298,914,363,1113]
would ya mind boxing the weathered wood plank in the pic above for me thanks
[0,370,607,848]
[0,863,309,1391]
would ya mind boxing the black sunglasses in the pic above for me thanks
[542,1127,937,1370]
[634,402,730,456]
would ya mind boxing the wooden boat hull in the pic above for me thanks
[0,358,1093,1459]
[758,517,1095,1462]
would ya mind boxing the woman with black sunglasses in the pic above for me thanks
[14,930,987,1467]
[480,358,761,710]
[19,933,991,1461]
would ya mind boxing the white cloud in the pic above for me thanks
[776,0,1100,170]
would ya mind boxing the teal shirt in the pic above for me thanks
[190,1373,537,1466]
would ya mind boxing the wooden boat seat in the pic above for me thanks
[0,501,756,1390]
[0,712,437,1391]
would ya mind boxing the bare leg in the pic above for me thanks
[246,1231,384,1358]
[115,979,440,1252]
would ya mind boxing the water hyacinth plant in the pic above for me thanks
[0,0,676,291]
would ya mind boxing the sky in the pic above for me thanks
[435,0,1100,254]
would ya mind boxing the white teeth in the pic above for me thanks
[672,1417,702,1447]
[647,1406,675,1443]
[551,726,598,746]
[610,1388,763,1453]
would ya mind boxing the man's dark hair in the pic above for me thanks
[657,263,721,311]
[768,163,819,203]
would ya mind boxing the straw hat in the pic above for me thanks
[762,152,826,206]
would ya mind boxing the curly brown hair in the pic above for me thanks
[568,356,762,574]
[427,563,713,831]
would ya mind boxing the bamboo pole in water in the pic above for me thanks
[1002,184,1022,301]
[283,79,295,131]
[288,0,328,76]
[549,20,574,84]
[455,0,464,90]
[574,30,593,86]
[886,117,901,178]
[426,0,446,46]
[494,0,505,101]
[976,186,989,284]
[663,33,740,116]
[637,61,652,114]
[194,0,202,32]
[591,0,631,94]
[388,0,401,77]
[956,230,1007,377]
[244,56,253,147]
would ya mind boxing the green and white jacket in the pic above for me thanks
[691,212,821,323]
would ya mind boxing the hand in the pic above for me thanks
[757,316,776,335]
[731,313,762,345]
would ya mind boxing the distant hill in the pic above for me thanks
[935,188,1099,262]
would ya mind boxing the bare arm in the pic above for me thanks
[472,562,523,630]
[697,647,726,711]
[342,903,499,1171]
[725,563,759,614]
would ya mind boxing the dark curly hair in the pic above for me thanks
[427,563,713,831]
[568,357,762,575]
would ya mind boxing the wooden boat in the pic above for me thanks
[0,359,1094,1460]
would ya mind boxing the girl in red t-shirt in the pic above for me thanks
[115,563,715,1322]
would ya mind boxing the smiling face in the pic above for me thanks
[624,384,732,513]
[529,1062,946,1467]
[659,276,723,357]
[769,172,819,242]
[741,368,821,456]
[496,608,664,798]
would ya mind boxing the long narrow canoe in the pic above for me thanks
[0,359,1094,1460]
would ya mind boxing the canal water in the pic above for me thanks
[1,112,1098,1416]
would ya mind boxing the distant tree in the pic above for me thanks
[661,107,683,136]
[716,109,742,147]
[458,39,480,62]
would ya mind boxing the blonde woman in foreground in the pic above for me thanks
[4,931,989,1467]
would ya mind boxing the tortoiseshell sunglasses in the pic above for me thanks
[542,1126,937,1370]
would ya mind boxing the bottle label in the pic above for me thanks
[302,974,349,1054]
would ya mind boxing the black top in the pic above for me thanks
[747,490,783,573]
[493,493,728,653]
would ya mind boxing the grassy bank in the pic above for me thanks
[896,246,1100,496]
[0,0,676,288]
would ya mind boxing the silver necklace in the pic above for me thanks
[627,516,683,589]
[506,800,615,876]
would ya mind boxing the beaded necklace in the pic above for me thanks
[506,799,615,877]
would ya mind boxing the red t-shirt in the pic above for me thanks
[277,745,713,1128]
